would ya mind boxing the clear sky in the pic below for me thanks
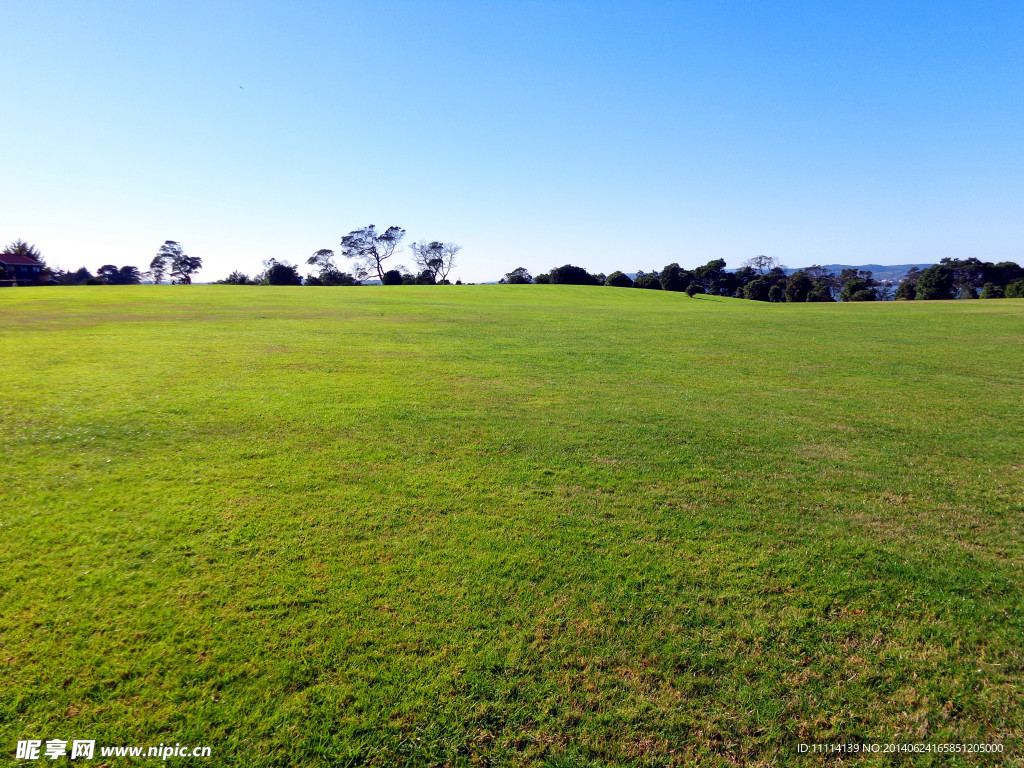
[3,0,1023,283]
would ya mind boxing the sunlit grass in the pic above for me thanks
[2,285,1022,766]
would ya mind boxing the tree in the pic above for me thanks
[152,241,201,284]
[806,281,835,302]
[984,261,1024,288]
[1005,279,1024,298]
[382,269,404,285]
[957,284,978,299]
[979,282,1003,299]
[768,284,784,303]
[784,271,812,303]
[659,263,690,292]
[97,265,142,285]
[838,269,879,301]
[605,271,633,288]
[2,239,51,284]
[840,278,876,302]
[410,241,460,284]
[915,264,954,300]
[339,225,405,282]
[216,271,255,285]
[633,273,661,289]
[533,272,551,284]
[501,267,533,284]
[149,254,168,284]
[940,257,986,293]
[744,254,783,275]
[743,276,771,301]
[259,259,303,285]
[548,264,601,285]
[70,267,94,284]
[693,258,730,295]
[894,280,917,300]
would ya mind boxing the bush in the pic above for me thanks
[768,284,784,303]
[957,284,978,299]
[382,270,403,285]
[685,282,704,296]
[533,272,551,284]
[605,271,634,288]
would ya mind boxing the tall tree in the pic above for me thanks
[693,258,729,295]
[151,241,200,284]
[915,264,955,300]
[149,253,168,284]
[340,225,405,282]
[2,239,44,263]
[784,270,812,302]
[659,263,691,292]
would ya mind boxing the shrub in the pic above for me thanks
[382,270,403,285]
[686,282,705,296]
[768,284,784,303]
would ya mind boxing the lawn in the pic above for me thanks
[1,286,1022,766]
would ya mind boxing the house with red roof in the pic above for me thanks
[0,253,45,286]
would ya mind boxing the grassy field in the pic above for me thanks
[1,285,1022,766]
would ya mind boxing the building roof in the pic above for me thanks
[0,254,42,266]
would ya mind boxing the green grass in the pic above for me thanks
[1,285,1022,766]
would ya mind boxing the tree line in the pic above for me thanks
[215,226,463,286]
[4,234,1023,300]
[501,256,1024,302]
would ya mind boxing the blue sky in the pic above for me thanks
[3,0,1023,283]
